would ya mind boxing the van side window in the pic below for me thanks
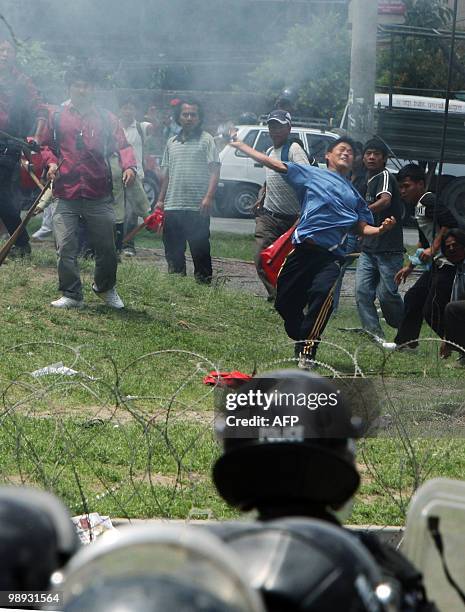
[254,131,301,154]
[235,130,259,157]
[306,134,334,163]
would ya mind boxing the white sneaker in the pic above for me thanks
[381,341,397,351]
[372,336,397,351]
[297,355,315,370]
[92,284,124,309]
[32,228,53,241]
[50,296,84,309]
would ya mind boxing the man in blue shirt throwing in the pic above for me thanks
[229,135,396,368]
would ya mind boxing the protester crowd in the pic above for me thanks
[0,37,463,368]
[1,37,465,609]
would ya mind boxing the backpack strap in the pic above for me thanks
[280,141,292,162]
[266,143,291,161]
[52,107,64,156]
[95,108,113,191]
[96,107,112,160]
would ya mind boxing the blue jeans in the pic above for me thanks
[333,233,360,312]
[355,251,404,337]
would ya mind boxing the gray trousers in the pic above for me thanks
[53,198,117,301]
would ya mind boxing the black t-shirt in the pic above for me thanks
[362,169,404,253]
[415,191,457,227]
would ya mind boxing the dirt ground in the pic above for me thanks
[134,246,419,301]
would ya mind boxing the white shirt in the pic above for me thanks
[264,142,309,215]
[120,120,151,178]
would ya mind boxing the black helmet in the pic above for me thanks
[0,487,79,591]
[206,518,393,612]
[237,112,258,125]
[213,370,375,510]
[57,525,265,612]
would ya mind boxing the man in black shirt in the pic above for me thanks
[440,229,465,367]
[355,139,404,342]
[390,164,457,350]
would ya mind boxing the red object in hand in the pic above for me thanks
[144,209,164,232]
[203,371,253,388]
[260,223,297,288]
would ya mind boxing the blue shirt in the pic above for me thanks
[284,163,373,257]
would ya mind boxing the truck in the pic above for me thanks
[373,92,465,227]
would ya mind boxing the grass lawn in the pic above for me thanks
[0,234,463,525]
[135,230,257,262]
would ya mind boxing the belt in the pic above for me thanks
[299,240,344,262]
[263,208,298,221]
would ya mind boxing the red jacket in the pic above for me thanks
[0,66,46,138]
[41,103,137,201]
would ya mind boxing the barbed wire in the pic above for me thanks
[0,338,463,525]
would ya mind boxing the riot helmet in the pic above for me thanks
[206,518,395,612]
[55,524,265,612]
[213,370,369,512]
[0,486,79,591]
[237,112,258,125]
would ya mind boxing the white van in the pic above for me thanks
[216,124,338,217]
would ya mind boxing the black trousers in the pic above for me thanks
[444,300,465,355]
[275,243,341,359]
[0,164,29,247]
[394,265,456,345]
[163,210,212,283]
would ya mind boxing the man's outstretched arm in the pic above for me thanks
[229,138,287,173]
[356,216,397,236]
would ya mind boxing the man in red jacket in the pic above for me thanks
[0,39,47,257]
[42,65,137,309]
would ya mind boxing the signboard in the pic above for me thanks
[379,0,405,14]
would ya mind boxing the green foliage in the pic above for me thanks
[247,14,350,120]
[377,0,465,96]
[403,0,452,28]
[16,39,71,92]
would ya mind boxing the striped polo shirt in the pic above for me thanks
[161,130,220,211]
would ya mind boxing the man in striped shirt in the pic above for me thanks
[355,139,404,342]
[156,99,220,284]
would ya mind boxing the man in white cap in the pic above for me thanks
[254,110,310,301]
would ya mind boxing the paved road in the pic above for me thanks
[211,217,419,246]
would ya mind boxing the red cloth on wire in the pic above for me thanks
[203,371,252,388]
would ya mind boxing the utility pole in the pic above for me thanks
[347,0,378,143]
